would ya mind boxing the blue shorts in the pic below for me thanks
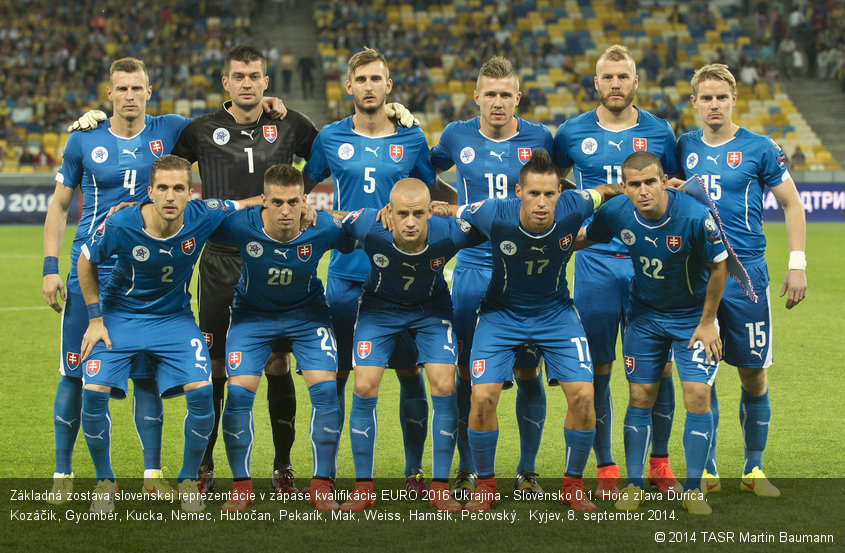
[83,312,211,398]
[326,276,417,371]
[226,304,338,377]
[452,264,543,369]
[572,250,633,365]
[353,294,456,367]
[60,277,153,380]
[470,302,593,385]
[718,263,772,369]
[622,315,718,385]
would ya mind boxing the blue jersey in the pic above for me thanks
[457,190,596,311]
[341,208,484,304]
[57,114,190,277]
[304,117,436,281]
[211,209,356,312]
[677,127,789,262]
[430,116,553,268]
[81,199,236,317]
[586,188,728,321]
[553,108,678,255]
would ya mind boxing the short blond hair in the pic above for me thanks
[690,63,737,95]
[348,47,389,81]
[596,44,635,74]
[110,57,149,86]
[477,56,519,89]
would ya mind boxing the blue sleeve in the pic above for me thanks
[552,123,572,169]
[341,208,378,244]
[585,203,616,244]
[319,211,357,253]
[209,209,241,245]
[759,137,789,189]
[699,209,728,264]
[202,199,240,231]
[541,125,554,153]
[410,130,436,186]
[456,199,496,237]
[430,123,456,171]
[57,132,83,189]
[304,131,331,182]
[449,218,487,249]
[561,189,598,221]
[659,121,679,176]
[84,215,121,264]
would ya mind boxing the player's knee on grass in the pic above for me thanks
[680,381,711,414]
[303,370,337,388]
[264,352,291,375]
[560,381,595,425]
[229,374,262,392]
[470,383,501,421]
[738,367,768,395]
[352,366,385,398]
[83,383,112,393]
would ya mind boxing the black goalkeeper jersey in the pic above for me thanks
[172,101,317,200]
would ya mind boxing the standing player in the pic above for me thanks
[210,165,355,512]
[678,64,806,497]
[304,47,453,492]
[171,44,319,494]
[76,155,251,513]
[332,178,484,513]
[429,56,554,497]
[553,44,681,496]
[42,57,189,502]
[432,149,619,512]
[580,152,728,515]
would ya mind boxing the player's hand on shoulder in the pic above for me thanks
[42,274,66,313]
[428,201,452,219]
[67,110,107,133]
[376,204,393,230]
[80,319,111,362]
[688,323,721,364]
[300,200,317,230]
[107,201,139,217]
[781,269,807,309]
[263,97,288,120]
[385,102,420,128]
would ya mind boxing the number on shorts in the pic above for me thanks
[744,321,767,348]
[190,338,207,361]
[570,337,592,362]
[317,327,337,352]
[441,319,454,343]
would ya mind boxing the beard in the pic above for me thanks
[598,87,636,112]
[353,95,385,115]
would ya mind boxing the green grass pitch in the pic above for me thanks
[0,223,841,551]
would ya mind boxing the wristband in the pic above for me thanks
[43,256,59,276]
[86,302,102,320]
[788,251,806,271]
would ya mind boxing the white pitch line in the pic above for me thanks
[0,306,52,312]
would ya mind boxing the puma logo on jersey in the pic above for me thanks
[707,155,720,164]
[697,363,712,376]
[580,362,592,373]
[643,236,659,247]
[443,344,456,355]
[274,249,289,258]
[750,350,763,359]
[402,262,418,271]
[608,140,623,151]
[489,151,505,162]
[241,130,256,140]
[122,148,139,159]
[530,245,546,253]
[326,352,336,361]
[195,362,207,372]
[159,247,173,257]
[365,146,380,157]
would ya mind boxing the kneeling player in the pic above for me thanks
[77,155,250,513]
[332,178,484,513]
[579,152,727,515]
[211,165,355,511]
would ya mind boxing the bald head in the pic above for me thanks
[389,178,431,206]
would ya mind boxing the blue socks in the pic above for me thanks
[706,385,719,474]
[397,372,428,478]
[682,411,714,491]
[592,373,613,466]
[651,375,675,457]
[455,376,475,472]
[349,394,378,479]
[222,384,256,480]
[515,374,546,474]
[54,376,82,474]
[81,388,114,481]
[623,406,652,488]
[308,380,342,479]
[430,393,458,480]
[131,378,163,471]
[740,388,770,473]
[180,385,214,481]
[467,428,498,478]
[563,428,595,478]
